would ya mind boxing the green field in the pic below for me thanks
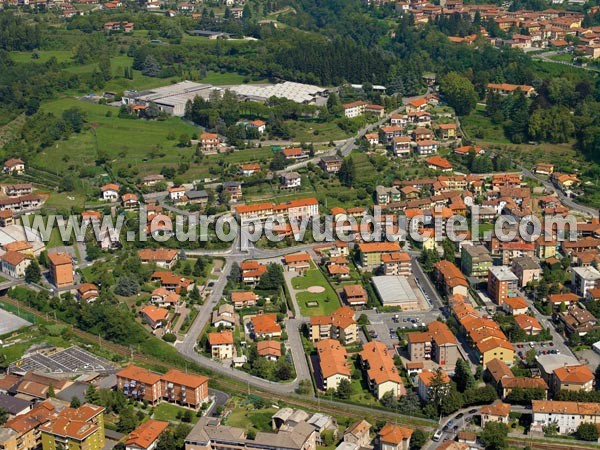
[285,120,352,142]
[461,104,510,144]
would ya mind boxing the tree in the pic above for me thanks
[410,429,427,450]
[454,359,475,392]
[338,157,356,187]
[336,378,352,399]
[229,262,241,286]
[442,239,456,265]
[117,406,138,433]
[141,55,161,77]
[25,260,41,283]
[480,422,508,450]
[47,385,55,398]
[438,72,478,116]
[577,422,599,441]
[85,385,99,404]
[427,367,450,414]
[193,257,206,277]
[114,276,139,296]
[99,50,112,81]
[0,407,8,426]
[70,396,81,408]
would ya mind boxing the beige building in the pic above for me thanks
[480,400,510,428]
[552,365,594,393]
[315,339,351,391]
[208,331,234,360]
[309,307,357,345]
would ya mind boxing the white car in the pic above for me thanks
[432,429,444,441]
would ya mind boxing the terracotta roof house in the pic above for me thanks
[125,420,169,450]
[251,313,282,338]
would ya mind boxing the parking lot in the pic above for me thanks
[514,340,558,361]
[365,314,435,346]
[10,345,116,374]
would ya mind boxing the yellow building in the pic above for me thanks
[0,401,57,450]
[476,338,514,369]
[40,404,105,450]
[358,242,401,267]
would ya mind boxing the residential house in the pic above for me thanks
[122,193,139,210]
[125,420,169,450]
[142,174,165,186]
[282,148,307,160]
[415,140,438,156]
[280,172,302,189]
[434,260,468,297]
[502,296,529,315]
[231,291,258,309]
[552,365,594,393]
[559,306,598,336]
[392,136,412,157]
[3,184,32,197]
[77,283,100,304]
[141,306,169,329]
[417,369,450,401]
[407,321,459,368]
[209,331,235,360]
[138,249,178,269]
[425,156,452,172]
[343,420,371,448]
[211,304,237,328]
[514,314,543,335]
[257,341,281,361]
[151,288,181,308]
[480,400,510,428]
[535,163,554,175]
[486,83,535,97]
[365,133,379,146]
[380,126,403,143]
[48,252,74,288]
[378,423,413,450]
[413,127,433,141]
[359,341,404,399]
[222,181,243,203]
[186,190,209,207]
[168,186,187,202]
[531,400,600,434]
[315,339,351,390]
[3,158,25,175]
[343,101,368,118]
[200,133,220,153]
[240,163,261,176]
[101,183,120,201]
[251,313,282,339]
[161,369,209,409]
[406,97,428,113]
[241,260,267,284]
[365,104,385,117]
[320,155,343,173]
[437,123,457,140]
[0,251,31,278]
[284,252,311,272]
[342,284,368,307]
[547,293,580,311]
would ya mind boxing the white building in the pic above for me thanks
[532,400,600,434]
[571,266,600,296]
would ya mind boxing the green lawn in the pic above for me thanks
[152,402,199,424]
[225,407,276,432]
[293,267,341,316]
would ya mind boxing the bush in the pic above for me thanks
[162,333,177,343]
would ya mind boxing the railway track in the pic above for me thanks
[507,438,598,450]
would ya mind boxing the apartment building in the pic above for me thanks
[40,404,105,450]
[511,256,542,288]
[309,307,357,345]
[407,321,459,369]
[359,341,404,400]
[378,423,413,450]
[460,244,492,277]
[343,101,368,118]
[434,260,468,297]
[571,266,600,296]
[532,400,600,434]
[116,365,163,405]
[161,369,209,409]
[381,252,411,276]
[358,242,401,267]
[48,252,74,288]
[487,266,518,305]
[552,365,594,393]
[235,198,319,223]
[315,339,351,391]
